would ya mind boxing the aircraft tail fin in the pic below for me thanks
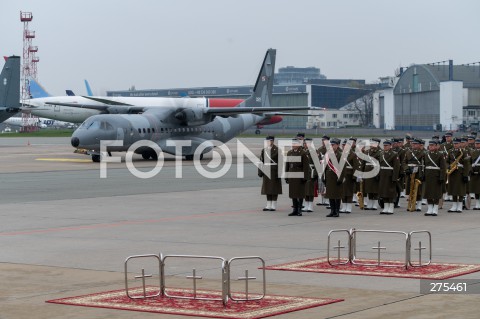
[84,80,93,96]
[66,90,75,96]
[237,49,275,108]
[0,55,21,111]
[29,78,51,98]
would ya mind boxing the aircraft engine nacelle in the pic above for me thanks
[174,107,214,126]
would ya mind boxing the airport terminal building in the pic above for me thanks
[107,84,370,129]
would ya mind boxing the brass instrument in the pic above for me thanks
[356,180,364,210]
[446,149,463,176]
[407,169,422,212]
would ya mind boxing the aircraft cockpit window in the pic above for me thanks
[101,121,114,131]
[86,120,101,130]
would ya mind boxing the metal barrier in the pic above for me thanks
[227,256,266,302]
[124,253,265,306]
[327,228,432,269]
[124,254,162,299]
[408,231,432,267]
[327,229,351,266]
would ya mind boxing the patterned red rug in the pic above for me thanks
[46,287,343,319]
[264,257,480,279]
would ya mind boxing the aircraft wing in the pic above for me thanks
[262,112,317,116]
[44,99,146,114]
[205,106,311,116]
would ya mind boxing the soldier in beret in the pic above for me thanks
[258,136,282,211]
[285,139,310,216]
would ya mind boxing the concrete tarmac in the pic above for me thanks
[0,137,479,319]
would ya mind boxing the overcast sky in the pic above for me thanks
[1,0,479,96]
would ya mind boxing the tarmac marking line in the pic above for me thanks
[35,158,92,163]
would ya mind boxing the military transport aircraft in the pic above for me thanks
[0,56,21,123]
[70,49,310,162]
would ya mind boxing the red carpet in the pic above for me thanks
[264,257,480,279]
[46,287,343,319]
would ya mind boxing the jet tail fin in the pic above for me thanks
[237,48,275,108]
[29,78,51,98]
[0,56,21,121]
[84,80,93,96]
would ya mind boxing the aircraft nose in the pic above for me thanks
[71,137,80,148]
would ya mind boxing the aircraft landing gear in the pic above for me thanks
[141,149,158,160]
[255,129,261,135]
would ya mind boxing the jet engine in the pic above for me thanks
[173,107,214,126]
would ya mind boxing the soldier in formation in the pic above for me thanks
[258,136,282,211]
[285,138,310,216]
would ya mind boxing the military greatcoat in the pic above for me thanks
[378,149,400,200]
[324,148,344,199]
[259,145,282,196]
[363,147,382,194]
[285,148,310,199]
[447,148,471,197]
[423,150,447,199]
[470,148,480,194]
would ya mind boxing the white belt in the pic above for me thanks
[346,166,353,169]
[457,164,464,168]
[380,167,393,170]
[366,163,376,166]
[473,164,480,167]
[425,166,440,170]
[407,164,418,167]
[262,163,277,166]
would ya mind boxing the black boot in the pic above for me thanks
[394,193,400,208]
[334,199,341,217]
[289,199,300,216]
[297,199,303,216]
[326,199,338,217]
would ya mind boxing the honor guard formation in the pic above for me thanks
[258,131,480,217]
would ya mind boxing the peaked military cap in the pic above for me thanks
[428,139,438,145]
[296,132,305,138]
[304,137,313,141]
[348,136,357,142]
[475,138,480,143]
[383,139,392,145]
[330,138,341,145]
[265,136,274,141]
[321,135,330,140]
[453,137,461,143]
[371,138,381,143]
[445,132,453,137]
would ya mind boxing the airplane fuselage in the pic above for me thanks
[26,96,243,123]
[71,112,263,158]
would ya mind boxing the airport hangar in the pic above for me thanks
[107,83,371,130]
[375,61,480,131]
